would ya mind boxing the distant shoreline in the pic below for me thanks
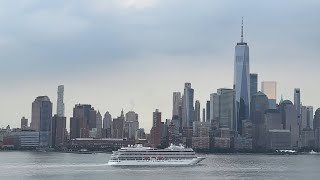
[0,149,318,155]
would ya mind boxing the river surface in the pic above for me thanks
[0,151,319,180]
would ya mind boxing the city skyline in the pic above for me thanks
[1,1,320,132]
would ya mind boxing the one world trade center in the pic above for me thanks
[234,18,250,134]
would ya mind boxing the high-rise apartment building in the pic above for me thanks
[182,83,194,128]
[294,88,301,125]
[195,100,201,122]
[57,85,65,117]
[172,92,182,119]
[31,96,53,147]
[250,73,258,98]
[261,81,277,109]
[234,18,250,134]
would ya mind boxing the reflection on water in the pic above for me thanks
[0,152,319,180]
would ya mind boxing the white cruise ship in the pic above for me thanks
[108,144,205,166]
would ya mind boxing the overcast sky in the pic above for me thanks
[0,0,320,131]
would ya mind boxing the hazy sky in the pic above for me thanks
[0,0,320,131]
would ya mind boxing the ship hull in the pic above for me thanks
[108,157,205,166]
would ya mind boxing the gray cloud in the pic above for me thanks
[0,0,320,129]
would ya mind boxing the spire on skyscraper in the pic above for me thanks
[241,17,244,43]
[121,108,124,118]
[280,94,284,104]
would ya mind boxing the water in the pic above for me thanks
[0,152,319,180]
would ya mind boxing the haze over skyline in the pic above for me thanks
[1,0,320,131]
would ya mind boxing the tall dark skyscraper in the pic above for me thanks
[195,100,201,122]
[234,18,250,134]
[51,115,66,148]
[112,110,125,139]
[250,73,258,98]
[209,89,236,130]
[31,96,53,147]
[294,88,301,125]
[250,92,269,149]
[150,109,162,148]
[202,108,206,122]
[182,83,194,128]
[206,101,210,122]
[314,109,320,149]
[70,104,96,139]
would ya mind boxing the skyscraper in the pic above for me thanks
[95,111,102,138]
[112,110,125,139]
[202,108,206,122]
[103,111,112,138]
[210,89,236,130]
[172,92,182,119]
[70,104,96,139]
[250,73,258,98]
[314,109,320,132]
[195,100,201,122]
[218,89,236,130]
[261,81,277,109]
[57,85,65,117]
[96,111,102,129]
[125,111,138,122]
[182,83,194,128]
[280,100,299,149]
[307,106,314,129]
[21,116,28,129]
[314,109,320,149]
[124,111,139,140]
[206,101,210,122]
[234,18,250,134]
[51,115,66,148]
[250,91,269,149]
[294,88,301,125]
[31,96,53,147]
[210,93,219,122]
[150,109,162,148]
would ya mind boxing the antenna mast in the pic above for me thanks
[241,17,244,43]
